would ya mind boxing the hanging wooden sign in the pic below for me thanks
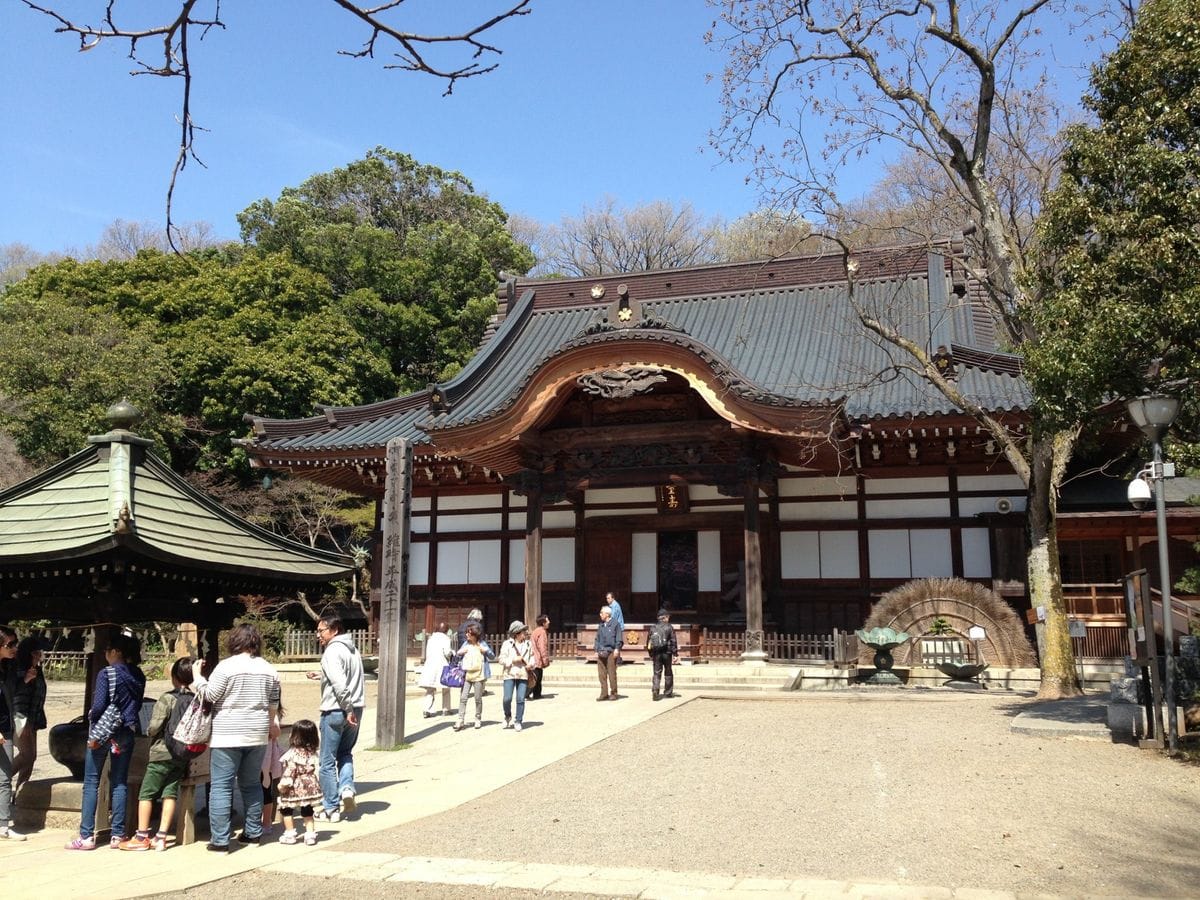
[656,483,689,514]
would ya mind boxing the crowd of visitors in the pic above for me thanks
[0,593,683,850]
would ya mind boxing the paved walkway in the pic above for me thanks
[0,678,1127,899]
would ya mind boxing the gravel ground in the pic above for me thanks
[156,691,1200,898]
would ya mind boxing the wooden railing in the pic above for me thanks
[697,629,858,665]
[280,629,378,660]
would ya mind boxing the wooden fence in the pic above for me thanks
[280,629,378,660]
[696,629,858,665]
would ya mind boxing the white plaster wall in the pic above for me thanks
[542,510,577,530]
[585,487,657,504]
[778,475,857,498]
[435,495,497,511]
[863,476,949,494]
[910,529,954,577]
[508,540,524,584]
[961,528,992,577]
[436,541,470,584]
[778,500,859,522]
[869,530,911,578]
[958,474,1025,492]
[542,537,575,582]
[781,532,821,579]
[631,532,657,592]
[866,498,951,519]
[698,530,721,590]
[958,496,1027,516]
[466,540,501,583]
[410,514,431,535]
[409,542,429,585]
[688,485,724,501]
[820,531,860,578]
[436,513,503,533]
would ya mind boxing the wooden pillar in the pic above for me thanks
[524,484,544,629]
[742,479,767,664]
[376,438,412,749]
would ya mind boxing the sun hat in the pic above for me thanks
[508,620,527,635]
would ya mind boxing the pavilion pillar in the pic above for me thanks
[524,483,544,629]
[741,477,768,665]
[377,437,412,749]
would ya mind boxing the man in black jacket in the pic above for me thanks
[647,609,679,701]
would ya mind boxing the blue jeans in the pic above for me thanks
[208,745,267,846]
[319,708,361,813]
[80,726,135,839]
[502,678,528,724]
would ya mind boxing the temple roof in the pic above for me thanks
[0,427,353,585]
[245,243,1028,461]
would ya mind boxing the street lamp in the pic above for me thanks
[1126,392,1181,753]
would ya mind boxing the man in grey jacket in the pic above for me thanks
[307,614,365,822]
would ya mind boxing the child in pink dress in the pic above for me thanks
[276,719,322,846]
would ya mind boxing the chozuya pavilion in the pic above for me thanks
[0,401,353,695]
[240,241,1199,655]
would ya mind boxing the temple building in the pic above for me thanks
[240,242,1199,647]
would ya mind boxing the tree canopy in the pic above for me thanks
[0,249,396,470]
[1029,0,1200,439]
[238,148,534,386]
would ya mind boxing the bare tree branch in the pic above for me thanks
[21,0,531,251]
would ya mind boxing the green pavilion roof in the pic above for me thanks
[0,427,352,585]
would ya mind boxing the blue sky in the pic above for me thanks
[1,2,1107,254]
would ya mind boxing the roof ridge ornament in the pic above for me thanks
[574,283,688,340]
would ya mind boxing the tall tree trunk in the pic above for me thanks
[1027,433,1082,699]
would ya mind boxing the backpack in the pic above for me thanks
[163,689,206,761]
[648,624,671,653]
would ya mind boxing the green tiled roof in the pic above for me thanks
[246,247,1029,455]
[0,432,352,583]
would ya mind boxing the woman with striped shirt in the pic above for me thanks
[192,624,281,852]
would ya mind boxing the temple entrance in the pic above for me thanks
[658,530,698,610]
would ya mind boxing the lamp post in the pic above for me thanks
[1126,392,1181,753]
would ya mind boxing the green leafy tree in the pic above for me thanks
[1030,0,1200,432]
[237,148,534,387]
[1032,0,1200,594]
[0,250,396,469]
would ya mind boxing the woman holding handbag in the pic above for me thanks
[66,633,146,850]
[417,623,453,718]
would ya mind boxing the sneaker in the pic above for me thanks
[303,831,318,846]
[152,835,168,852]
[504,719,513,729]
[314,809,341,823]
[452,722,464,732]
[118,835,152,851]
[109,835,124,848]
[653,691,661,701]
[66,835,96,850]
[236,831,260,845]
[474,719,482,729]
[340,789,356,815]
[513,722,523,732]
[278,830,299,845]
[205,843,229,853]
[0,826,27,842]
